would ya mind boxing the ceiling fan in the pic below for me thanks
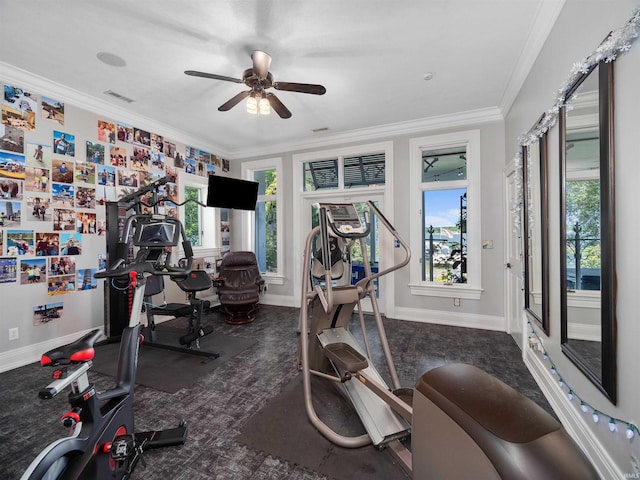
[184,50,326,119]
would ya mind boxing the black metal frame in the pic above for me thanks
[559,60,617,404]
[522,116,550,334]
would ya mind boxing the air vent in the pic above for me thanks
[312,127,329,133]
[104,90,134,103]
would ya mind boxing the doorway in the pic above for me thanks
[504,162,524,348]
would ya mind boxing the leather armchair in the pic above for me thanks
[213,251,265,325]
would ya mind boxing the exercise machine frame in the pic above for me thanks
[21,212,195,480]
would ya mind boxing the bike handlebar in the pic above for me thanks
[94,255,193,279]
[94,211,194,280]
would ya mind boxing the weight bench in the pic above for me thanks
[144,270,216,355]
[412,363,599,479]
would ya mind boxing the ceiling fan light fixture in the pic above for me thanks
[258,96,271,115]
[246,95,258,114]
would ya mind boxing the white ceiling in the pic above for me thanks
[0,1,564,158]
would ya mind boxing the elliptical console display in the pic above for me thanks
[317,203,370,238]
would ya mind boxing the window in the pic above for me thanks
[181,173,216,250]
[303,152,386,191]
[242,158,283,281]
[184,186,201,246]
[409,130,482,299]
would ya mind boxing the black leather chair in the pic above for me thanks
[213,251,265,325]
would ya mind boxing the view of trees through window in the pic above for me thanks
[184,186,201,246]
[565,178,601,289]
[254,169,277,273]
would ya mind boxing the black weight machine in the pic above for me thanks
[103,177,217,359]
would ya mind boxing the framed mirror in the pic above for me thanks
[523,117,549,333]
[559,59,616,403]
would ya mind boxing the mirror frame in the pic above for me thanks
[522,118,549,334]
[559,59,617,403]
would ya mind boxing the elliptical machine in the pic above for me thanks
[21,212,194,480]
[298,201,412,458]
[299,201,600,479]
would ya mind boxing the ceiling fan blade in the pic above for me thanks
[251,50,272,80]
[273,82,326,95]
[218,90,251,111]
[266,93,292,119]
[184,70,243,83]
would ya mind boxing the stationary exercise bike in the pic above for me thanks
[20,213,194,480]
[299,202,599,479]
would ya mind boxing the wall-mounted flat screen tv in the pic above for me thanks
[207,175,259,211]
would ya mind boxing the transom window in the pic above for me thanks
[303,152,386,191]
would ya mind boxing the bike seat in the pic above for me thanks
[41,329,103,367]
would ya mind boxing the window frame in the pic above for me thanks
[409,130,482,299]
[179,171,218,253]
[241,157,284,284]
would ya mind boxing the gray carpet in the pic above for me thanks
[0,305,553,479]
[236,374,409,479]
[92,329,255,393]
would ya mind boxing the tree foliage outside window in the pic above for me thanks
[255,169,277,273]
[566,179,600,269]
[184,186,201,246]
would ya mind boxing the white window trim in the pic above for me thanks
[178,171,218,254]
[241,157,284,285]
[408,130,482,300]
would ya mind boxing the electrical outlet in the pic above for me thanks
[453,297,460,307]
[8,328,19,341]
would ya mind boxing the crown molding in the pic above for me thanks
[228,106,504,160]
[0,61,227,157]
[499,0,566,116]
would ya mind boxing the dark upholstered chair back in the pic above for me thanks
[215,251,265,324]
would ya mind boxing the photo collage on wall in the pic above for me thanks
[1,82,230,322]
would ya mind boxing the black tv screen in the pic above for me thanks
[207,175,259,211]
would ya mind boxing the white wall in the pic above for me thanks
[506,1,640,477]
[233,116,508,329]
[0,67,219,369]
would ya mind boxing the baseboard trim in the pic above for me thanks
[391,306,506,331]
[261,294,296,308]
[524,347,621,479]
[0,328,103,373]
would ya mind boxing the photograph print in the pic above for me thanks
[41,96,64,125]
[0,200,21,228]
[51,182,74,208]
[0,178,22,199]
[0,257,18,283]
[20,257,46,285]
[0,124,24,153]
[75,162,96,184]
[86,141,105,164]
[33,302,63,325]
[3,84,37,131]
[25,167,50,193]
[6,229,34,256]
[0,150,26,180]
[52,158,73,184]
[53,130,75,156]
[26,142,52,169]
[27,196,51,222]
